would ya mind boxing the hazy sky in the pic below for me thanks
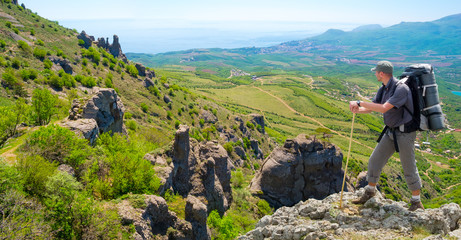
[19,0,461,53]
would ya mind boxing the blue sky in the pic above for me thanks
[19,0,461,53]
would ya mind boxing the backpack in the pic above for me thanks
[399,64,445,131]
[375,64,445,152]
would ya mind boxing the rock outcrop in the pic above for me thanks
[239,189,461,240]
[78,32,128,63]
[77,31,94,49]
[48,56,73,74]
[185,195,211,240]
[249,114,265,134]
[169,125,233,215]
[250,134,345,208]
[63,88,126,144]
[117,195,194,240]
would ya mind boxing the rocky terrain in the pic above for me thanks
[239,188,461,240]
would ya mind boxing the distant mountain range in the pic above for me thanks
[258,13,461,56]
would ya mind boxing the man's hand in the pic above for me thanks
[349,101,359,113]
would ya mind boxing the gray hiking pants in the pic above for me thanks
[367,129,422,191]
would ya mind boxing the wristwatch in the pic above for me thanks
[357,100,361,107]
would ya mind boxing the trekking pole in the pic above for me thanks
[340,112,355,209]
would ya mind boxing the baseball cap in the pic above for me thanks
[371,61,393,74]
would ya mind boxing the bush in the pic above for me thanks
[140,103,148,113]
[256,199,272,216]
[17,40,32,53]
[0,160,23,193]
[126,119,137,131]
[43,58,52,69]
[11,58,21,69]
[0,39,6,48]
[36,39,45,46]
[21,124,90,170]
[83,133,161,199]
[78,39,85,46]
[44,172,95,239]
[5,21,12,28]
[16,155,57,197]
[0,189,53,239]
[231,170,245,188]
[223,142,233,155]
[126,64,138,78]
[207,210,239,240]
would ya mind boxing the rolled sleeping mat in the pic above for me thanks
[423,83,440,107]
[423,104,445,130]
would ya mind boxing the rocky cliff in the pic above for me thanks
[239,189,461,240]
[250,134,345,209]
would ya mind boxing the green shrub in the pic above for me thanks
[16,155,57,197]
[83,133,161,199]
[49,75,63,88]
[231,170,245,188]
[167,111,173,120]
[0,160,23,193]
[0,39,6,48]
[1,68,26,96]
[36,39,45,46]
[126,64,138,78]
[0,189,52,239]
[140,103,148,113]
[11,58,21,69]
[126,120,137,131]
[43,58,52,69]
[17,40,32,53]
[207,210,239,240]
[21,124,90,170]
[81,76,96,88]
[104,77,113,88]
[5,21,12,28]
[44,172,95,239]
[78,39,85,46]
[256,199,272,216]
[246,121,255,130]
[223,142,233,155]
[30,29,35,36]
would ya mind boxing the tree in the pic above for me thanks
[32,88,57,125]
[0,98,28,147]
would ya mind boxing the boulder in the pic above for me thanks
[61,118,99,145]
[64,88,126,143]
[135,63,146,77]
[48,56,73,74]
[143,78,155,89]
[164,95,172,104]
[234,145,246,160]
[200,110,218,123]
[355,171,368,189]
[249,134,344,208]
[57,164,75,177]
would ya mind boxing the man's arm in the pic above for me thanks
[350,101,394,114]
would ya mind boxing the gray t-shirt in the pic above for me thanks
[373,77,413,128]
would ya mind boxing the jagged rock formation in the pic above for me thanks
[200,110,218,123]
[63,88,126,144]
[249,134,345,208]
[239,189,461,240]
[78,32,128,63]
[48,56,73,74]
[167,125,233,215]
[117,195,194,240]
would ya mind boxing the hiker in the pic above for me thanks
[348,60,424,211]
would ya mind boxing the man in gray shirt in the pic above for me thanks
[349,61,424,211]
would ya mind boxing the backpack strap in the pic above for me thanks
[376,125,400,152]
